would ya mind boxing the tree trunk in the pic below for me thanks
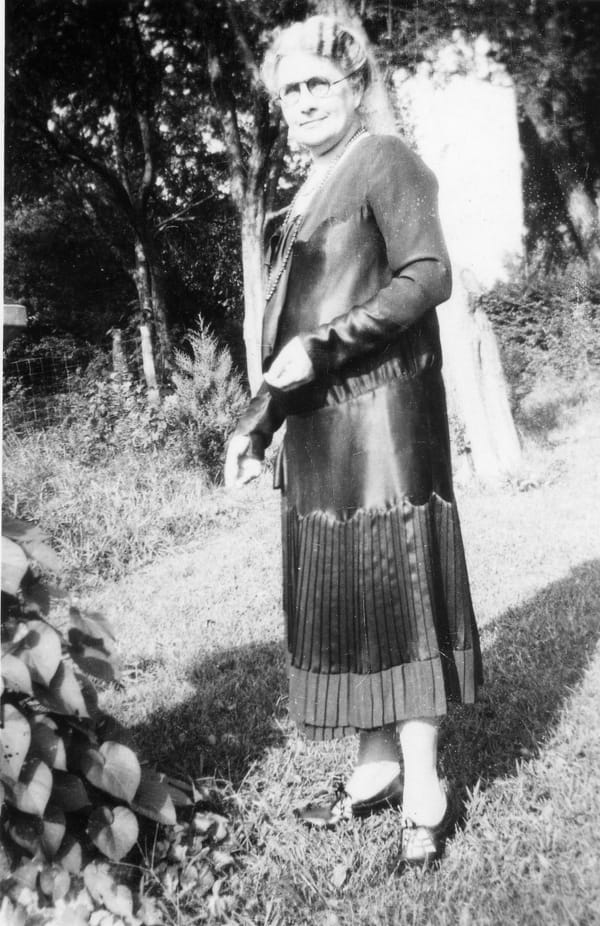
[149,261,172,375]
[131,236,171,378]
[139,323,159,406]
[111,329,128,378]
[439,278,522,483]
[521,97,600,267]
[240,197,266,394]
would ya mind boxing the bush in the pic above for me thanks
[1,522,240,924]
[478,259,600,431]
[0,521,174,910]
[164,322,247,480]
[479,260,600,391]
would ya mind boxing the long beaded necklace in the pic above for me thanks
[265,126,368,303]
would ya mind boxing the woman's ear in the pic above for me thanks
[352,83,365,111]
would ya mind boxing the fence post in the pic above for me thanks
[139,323,160,407]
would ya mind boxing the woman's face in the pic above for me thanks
[275,52,362,157]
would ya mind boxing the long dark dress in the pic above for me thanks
[233,134,482,740]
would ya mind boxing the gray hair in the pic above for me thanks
[261,15,371,97]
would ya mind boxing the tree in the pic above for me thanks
[6,0,231,373]
[165,0,311,392]
[357,0,600,266]
[6,0,313,388]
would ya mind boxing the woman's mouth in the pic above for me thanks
[299,117,327,127]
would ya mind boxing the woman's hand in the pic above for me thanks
[263,336,315,392]
[224,435,262,489]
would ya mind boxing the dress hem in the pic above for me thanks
[288,648,479,742]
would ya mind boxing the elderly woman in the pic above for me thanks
[225,15,482,865]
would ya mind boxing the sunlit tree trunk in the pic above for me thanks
[132,236,171,376]
[208,26,285,394]
[439,278,522,482]
[240,199,266,393]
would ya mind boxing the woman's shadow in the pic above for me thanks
[131,559,600,791]
[440,558,600,793]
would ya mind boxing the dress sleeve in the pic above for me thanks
[298,137,452,374]
[231,381,286,461]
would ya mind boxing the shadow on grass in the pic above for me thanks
[130,560,600,792]
[441,558,600,793]
[129,640,289,785]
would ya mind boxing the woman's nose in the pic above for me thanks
[297,83,317,109]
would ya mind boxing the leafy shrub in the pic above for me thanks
[1,521,240,924]
[57,372,169,464]
[164,323,247,480]
[0,521,175,912]
[478,260,600,432]
[479,260,600,394]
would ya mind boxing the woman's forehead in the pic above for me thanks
[275,52,343,86]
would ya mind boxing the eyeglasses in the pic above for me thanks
[277,66,363,105]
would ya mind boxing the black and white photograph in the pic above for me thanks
[2,1,600,923]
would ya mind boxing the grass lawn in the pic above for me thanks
[76,399,600,926]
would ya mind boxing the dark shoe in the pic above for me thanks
[295,774,403,829]
[398,786,457,868]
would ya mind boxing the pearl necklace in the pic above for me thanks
[265,127,368,303]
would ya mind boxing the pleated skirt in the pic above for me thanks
[278,366,482,741]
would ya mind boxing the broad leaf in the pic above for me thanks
[1,536,28,596]
[41,804,66,858]
[2,517,46,544]
[166,776,193,808]
[56,834,83,874]
[84,861,135,917]
[131,767,176,825]
[69,607,116,646]
[3,517,62,574]
[96,713,128,744]
[87,806,138,861]
[29,720,68,770]
[15,620,61,686]
[82,741,141,803]
[1,653,33,696]
[0,703,31,780]
[35,661,89,718]
[21,538,62,575]
[50,770,91,812]
[70,644,120,683]
[8,813,44,855]
[39,864,71,902]
[77,672,101,720]
[12,757,52,816]
[21,577,51,616]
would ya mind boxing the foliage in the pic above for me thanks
[0,521,245,924]
[165,323,247,481]
[4,323,247,481]
[4,197,136,345]
[478,259,600,430]
[0,522,174,909]
[2,429,222,588]
[4,0,308,367]
[363,0,600,264]
[66,373,171,465]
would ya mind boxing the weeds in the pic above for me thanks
[2,430,234,589]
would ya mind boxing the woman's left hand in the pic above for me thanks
[263,336,315,391]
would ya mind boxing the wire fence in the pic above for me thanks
[3,333,146,436]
